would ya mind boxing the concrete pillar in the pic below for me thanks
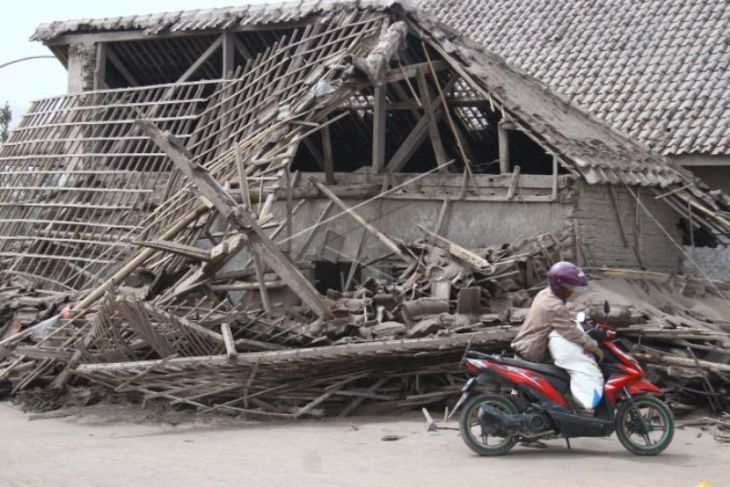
[67,43,98,94]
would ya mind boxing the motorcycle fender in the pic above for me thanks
[451,373,492,417]
[626,379,662,396]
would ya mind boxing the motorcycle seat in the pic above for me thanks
[495,356,570,382]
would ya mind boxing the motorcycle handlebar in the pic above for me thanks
[587,325,616,341]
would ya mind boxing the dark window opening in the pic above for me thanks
[678,219,717,248]
[507,130,556,175]
[314,261,360,293]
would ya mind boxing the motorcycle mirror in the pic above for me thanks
[576,311,587,323]
[603,300,611,316]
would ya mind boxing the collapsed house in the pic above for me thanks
[0,1,728,418]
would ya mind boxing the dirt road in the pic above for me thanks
[0,402,725,487]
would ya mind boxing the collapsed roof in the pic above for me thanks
[30,0,691,186]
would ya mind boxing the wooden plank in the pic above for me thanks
[133,239,212,261]
[162,233,248,300]
[608,185,645,267]
[136,120,333,318]
[210,280,285,291]
[498,120,510,174]
[231,34,253,61]
[221,323,237,360]
[385,77,457,173]
[312,180,413,264]
[372,84,387,174]
[77,328,519,374]
[222,32,235,79]
[380,60,448,84]
[234,146,251,209]
[252,252,273,313]
[294,201,335,261]
[294,374,367,418]
[94,43,107,90]
[435,197,451,236]
[385,112,433,173]
[105,44,139,86]
[416,71,447,170]
[177,36,223,84]
[506,165,521,199]
[419,225,493,272]
[284,167,294,254]
[321,122,336,185]
[114,300,176,358]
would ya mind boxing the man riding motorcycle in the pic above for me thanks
[511,261,605,413]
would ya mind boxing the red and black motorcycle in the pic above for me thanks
[452,303,674,456]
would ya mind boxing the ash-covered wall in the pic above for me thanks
[574,183,682,271]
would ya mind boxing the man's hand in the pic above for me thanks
[593,348,605,362]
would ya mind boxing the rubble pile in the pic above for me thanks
[1,221,728,418]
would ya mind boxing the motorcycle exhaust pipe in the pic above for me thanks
[479,403,523,436]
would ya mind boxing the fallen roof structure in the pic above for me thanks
[1,1,729,417]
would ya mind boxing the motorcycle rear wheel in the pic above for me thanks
[459,393,519,456]
[615,394,674,455]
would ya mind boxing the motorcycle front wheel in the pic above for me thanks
[459,393,519,456]
[615,394,674,455]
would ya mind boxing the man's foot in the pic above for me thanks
[574,408,594,419]
[520,439,548,449]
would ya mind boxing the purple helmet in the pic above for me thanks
[548,261,588,297]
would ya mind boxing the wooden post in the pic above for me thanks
[222,32,235,79]
[312,179,414,264]
[551,156,559,201]
[321,121,336,185]
[284,167,293,254]
[634,187,644,264]
[498,120,511,174]
[136,120,333,318]
[94,43,107,90]
[221,323,237,360]
[687,200,695,251]
[608,185,644,268]
[416,70,447,171]
[506,165,521,199]
[234,146,251,210]
[252,252,273,313]
[372,84,387,174]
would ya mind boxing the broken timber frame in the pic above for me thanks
[136,120,333,318]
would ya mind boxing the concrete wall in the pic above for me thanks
[66,43,97,94]
[682,246,730,281]
[220,177,686,288]
[271,196,569,266]
[574,183,682,271]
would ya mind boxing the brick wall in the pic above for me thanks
[682,246,730,281]
[573,183,682,271]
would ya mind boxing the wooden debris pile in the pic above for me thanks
[0,218,566,416]
[0,275,71,332]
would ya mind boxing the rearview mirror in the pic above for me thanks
[603,300,611,316]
